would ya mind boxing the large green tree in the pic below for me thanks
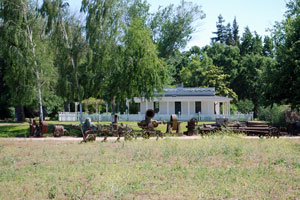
[41,0,86,126]
[150,0,205,59]
[266,0,300,110]
[1,0,55,121]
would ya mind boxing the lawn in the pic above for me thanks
[0,137,299,199]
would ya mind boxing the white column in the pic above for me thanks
[222,102,225,115]
[105,103,108,113]
[145,100,148,110]
[228,102,230,115]
[167,101,169,115]
[75,102,78,113]
[188,101,190,115]
[207,101,209,115]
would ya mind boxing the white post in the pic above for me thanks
[145,100,148,111]
[167,101,169,115]
[105,103,108,113]
[228,102,230,115]
[207,101,209,115]
[75,102,78,113]
[222,102,225,115]
[188,101,190,116]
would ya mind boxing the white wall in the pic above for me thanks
[140,100,216,115]
[189,101,195,114]
[181,102,188,114]
[169,102,175,114]
[159,102,167,114]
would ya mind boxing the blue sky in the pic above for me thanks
[67,0,287,48]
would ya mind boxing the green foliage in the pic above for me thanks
[151,0,205,58]
[257,104,289,127]
[122,18,167,99]
[266,0,300,110]
[236,99,254,114]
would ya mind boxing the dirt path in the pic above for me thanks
[0,135,299,142]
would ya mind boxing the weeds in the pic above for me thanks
[0,138,299,199]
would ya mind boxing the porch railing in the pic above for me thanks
[58,112,254,122]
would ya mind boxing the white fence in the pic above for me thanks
[59,112,253,122]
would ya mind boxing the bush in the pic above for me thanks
[257,104,289,127]
[230,104,238,114]
[236,99,254,113]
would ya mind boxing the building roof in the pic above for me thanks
[156,87,215,97]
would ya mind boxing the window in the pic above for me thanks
[195,101,201,113]
[175,102,181,114]
[154,102,159,113]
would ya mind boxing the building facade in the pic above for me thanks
[131,86,232,115]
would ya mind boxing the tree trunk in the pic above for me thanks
[64,102,70,112]
[253,96,258,119]
[15,105,25,122]
[36,72,44,120]
[111,98,116,114]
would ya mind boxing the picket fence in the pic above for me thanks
[58,112,253,122]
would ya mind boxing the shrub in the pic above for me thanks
[257,104,289,127]
[236,99,254,113]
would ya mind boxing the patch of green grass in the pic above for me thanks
[0,137,299,199]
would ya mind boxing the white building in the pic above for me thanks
[59,85,254,122]
[132,86,232,116]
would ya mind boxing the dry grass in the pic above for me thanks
[0,137,299,199]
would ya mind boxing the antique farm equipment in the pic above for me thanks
[53,126,67,137]
[99,122,134,142]
[29,119,48,137]
[184,118,198,136]
[166,114,182,135]
[225,121,280,138]
[137,109,163,139]
[198,124,221,135]
[82,118,98,142]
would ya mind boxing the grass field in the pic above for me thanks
[0,137,299,199]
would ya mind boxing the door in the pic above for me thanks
[175,102,181,115]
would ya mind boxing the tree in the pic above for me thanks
[151,0,205,58]
[236,54,274,117]
[41,0,85,127]
[232,17,239,46]
[204,65,238,101]
[262,36,274,57]
[1,0,54,121]
[211,14,226,43]
[121,18,167,100]
[225,23,234,46]
[266,0,300,110]
[179,47,237,101]
[204,42,240,87]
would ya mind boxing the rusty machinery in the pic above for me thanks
[184,118,198,136]
[29,119,48,137]
[137,109,163,139]
[166,114,182,135]
[53,126,67,137]
[100,115,134,142]
[198,120,280,138]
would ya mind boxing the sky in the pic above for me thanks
[67,0,287,48]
